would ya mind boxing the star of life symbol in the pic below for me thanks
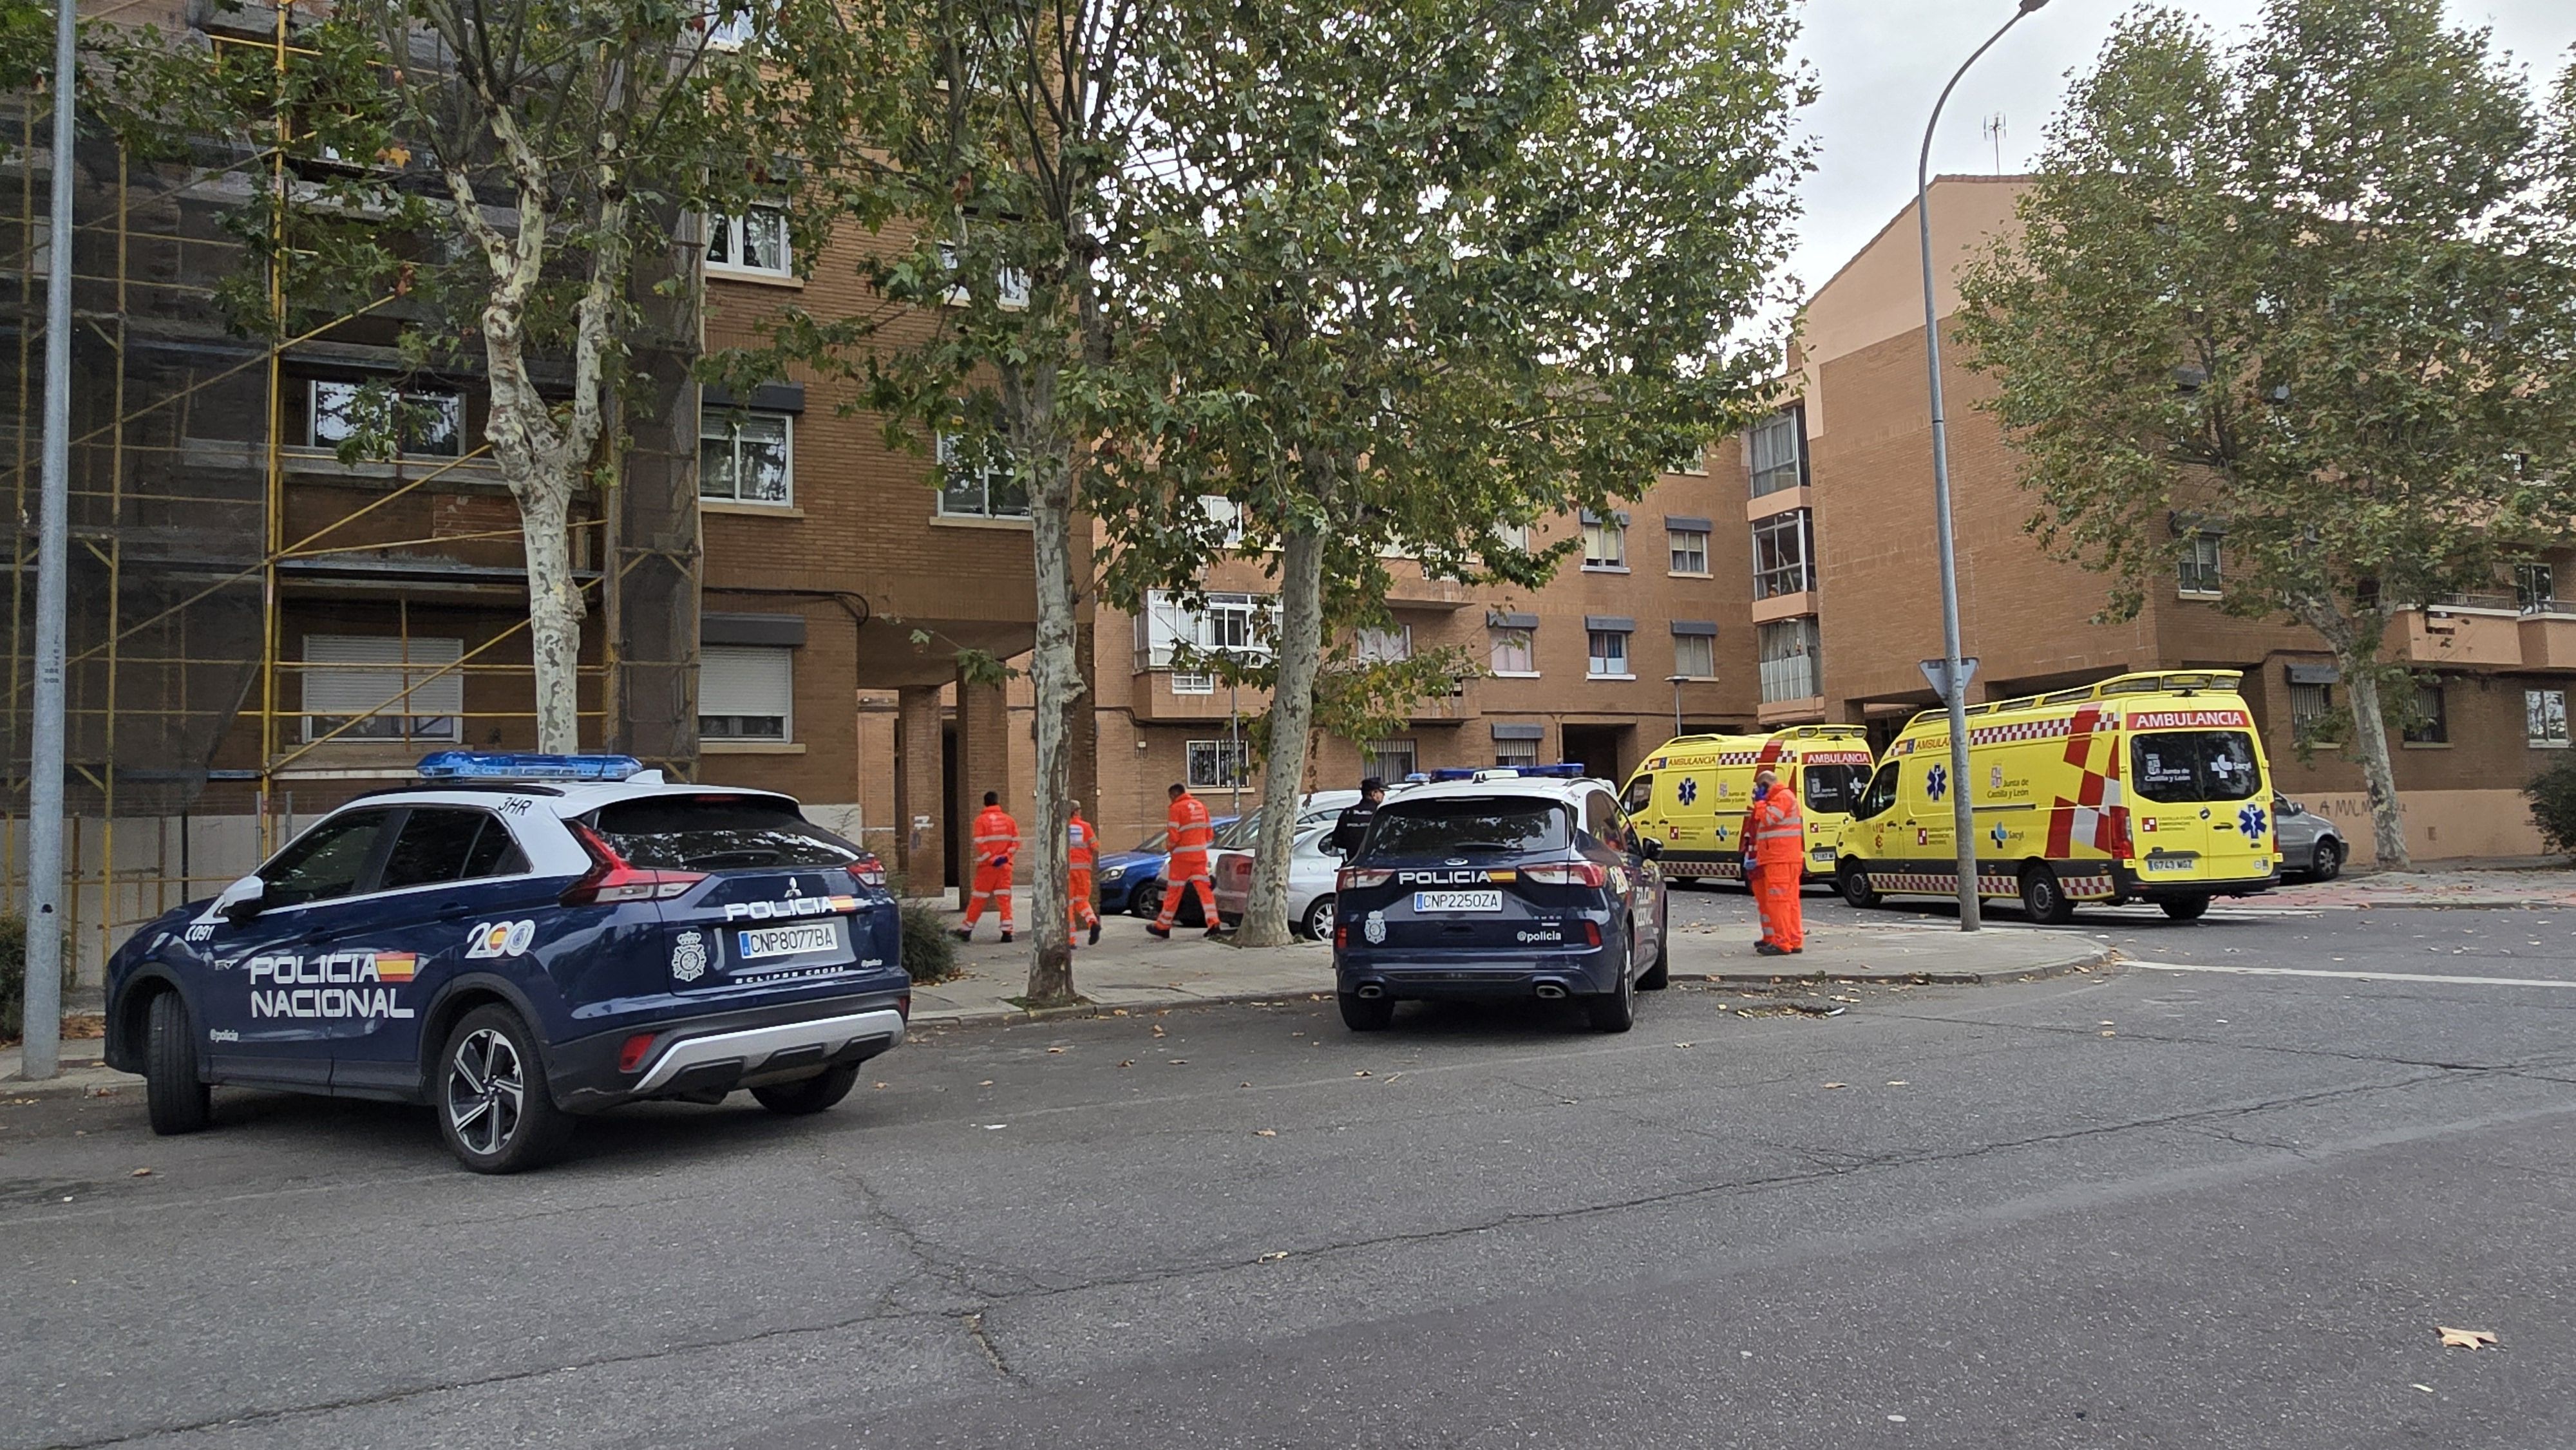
[2238,804,2269,840]
[1363,912,1387,945]
[671,929,709,983]
[1676,777,1698,805]
[1924,764,1948,802]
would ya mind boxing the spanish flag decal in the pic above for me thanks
[372,951,419,983]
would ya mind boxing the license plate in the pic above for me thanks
[1414,890,1502,913]
[2142,854,2199,874]
[737,922,840,959]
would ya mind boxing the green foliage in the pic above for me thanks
[0,915,66,1042]
[896,899,960,985]
[2526,756,2576,858]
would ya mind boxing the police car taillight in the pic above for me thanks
[562,822,705,905]
[849,855,888,889]
[1523,860,1608,888]
[1338,867,1393,890]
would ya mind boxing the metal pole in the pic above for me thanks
[21,0,79,1077]
[1919,0,2048,933]
[1665,674,1686,740]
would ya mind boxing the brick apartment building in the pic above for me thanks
[1789,176,2576,863]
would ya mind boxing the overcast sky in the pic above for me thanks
[1784,0,2576,299]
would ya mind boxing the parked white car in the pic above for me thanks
[1213,823,1345,939]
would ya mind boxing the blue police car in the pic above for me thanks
[101,753,910,1172]
[1330,771,1669,1033]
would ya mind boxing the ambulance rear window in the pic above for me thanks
[1803,764,1871,814]
[2130,733,2262,804]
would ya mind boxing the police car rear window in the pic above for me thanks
[585,796,859,870]
[2130,731,2262,804]
[1358,799,1570,859]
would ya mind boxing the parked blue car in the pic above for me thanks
[102,753,910,1173]
[1098,816,1238,918]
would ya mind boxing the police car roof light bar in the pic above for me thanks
[417,751,647,782]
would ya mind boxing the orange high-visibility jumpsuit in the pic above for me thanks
[1067,813,1101,946]
[1154,791,1218,932]
[961,803,1020,936]
[1748,783,1806,951]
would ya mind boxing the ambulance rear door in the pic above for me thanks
[2125,713,2270,884]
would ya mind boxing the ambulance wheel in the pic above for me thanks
[1838,861,1880,909]
[437,1006,573,1174]
[752,1063,861,1115]
[144,989,211,1136]
[2159,894,2211,922]
[2018,865,2076,926]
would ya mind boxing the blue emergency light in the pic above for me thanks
[1521,762,1587,778]
[415,751,646,782]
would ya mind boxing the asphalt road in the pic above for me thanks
[7,896,2575,1449]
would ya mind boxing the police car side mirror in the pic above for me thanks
[215,874,267,925]
[1639,838,1665,860]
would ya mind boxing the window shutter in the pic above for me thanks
[301,635,463,716]
[701,645,793,717]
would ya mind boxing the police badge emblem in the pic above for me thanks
[671,928,709,983]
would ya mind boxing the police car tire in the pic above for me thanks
[145,989,211,1136]
[1638,910,1670,990]
[1587,948,1637,1033]
[2019,865,2076,927]
[751,1062,862,1116]
[2159,894,2211,922]
[1838,862,1880,909]
[1340,992,1394,1031]
[1300,894,1336,942]
[437,1006,573,1174]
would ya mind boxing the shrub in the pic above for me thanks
[0,915,68,1042]
[898,899,960,984]
[2526,756,2576,858]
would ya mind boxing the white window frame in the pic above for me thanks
[2179,533,2223,596]
[1186,738,1251,790]
[1587,629,1633,680]
[1495,739,1540,769]
[934,241,1032,310]
[934,432,1031,519]
[1169,670,1215,695]
[699,644,795,743]
[1367,739,1419,782]
[1749,410,1803,497]
[699,408,793,506]
[1581,518,1627,571]
[698,0,758,48]
[301,634,464,744]
[1672,632,1716,681]
[1355,625,1412,664]
[1752,510,1814,600]
[1669,528,1709,576]
[1757,617,1821,704]
[706,205,791,278]
[2517,563,2557,612]
[1489,626,1536,677]
[310,379,465,458]
[2528,688,2569,748]
[2289,681,2333,735]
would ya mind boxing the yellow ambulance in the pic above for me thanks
[1620,725,1878,887]
[1832,670,2281,923]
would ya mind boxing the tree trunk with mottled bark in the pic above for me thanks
[1238,516,1327,948]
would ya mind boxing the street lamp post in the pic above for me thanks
[1665,674,1688,740]
[1918,0,2049,932]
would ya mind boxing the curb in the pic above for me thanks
[2,1065,134,1102]
[1674,943,2114,989]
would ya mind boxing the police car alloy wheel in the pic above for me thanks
[144,989,211,1136]
[1586,944,1636,1033]
[437,1006,573,1173]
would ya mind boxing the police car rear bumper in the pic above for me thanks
[550,990,908,1109]
[1334,946,1621,1001]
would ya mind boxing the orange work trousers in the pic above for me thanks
[963,861,1014,930]
[1155,854,1216,930]
[1754,862,1804,950]
[1068,869,1099,945]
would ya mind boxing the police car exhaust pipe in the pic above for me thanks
[1355,984,1387,1001]
[1533,983,1567,1001]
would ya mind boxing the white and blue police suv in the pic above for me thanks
[102,753,909,1172]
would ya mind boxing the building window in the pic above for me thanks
[934,242,1031,310]
[1489,522,1529,554]
[1367,739,1418,782]
[310,379,465,458]
[1672,446,1709,476]
[699,410,791,505]
[301,634,462,743]
[1669,529,1709,576]
[1186,739,1251,790]
[1749,409,1803,497]
[706,206,790,276]
[2179,534,2223,595]
[1752,509,1814,600]
[1495,738,1540,769]
[1581,516,1626,570]
[2290,681,2332,735]
[1757,617,1821,703]
[1672,632,1715,681]
[1355,625,1412,664]
[2401,682,2447,744]
[700,644,793,740]
[1136,589,1274,678]
[935,433,1030,518]
[1587,628,1632,679]
[1168,670,1215,695]
[2529,688,2570,748]
[1490,626,1535,676]
[2517,563,2557,611]
[698,0,759,48]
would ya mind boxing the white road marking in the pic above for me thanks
[2129,960,2576,990]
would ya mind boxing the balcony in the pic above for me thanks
[1128,668,1265,723]
[2521,600,2576,669]
[2398,596,2535,668]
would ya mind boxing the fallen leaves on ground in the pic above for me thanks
[1822,1082,1846,1089]
[2436,1327,2497,1350]
[1258,1251,1289,1262]
[1354,1069,1372,1077]
[1253,1129,1277,1137]
[1886,1080,1909,1086]
[1045,1046,1066,1055]
[1117,1060,1135,1068]
[129,1167,153,1178]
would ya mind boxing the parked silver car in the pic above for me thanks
[2273,795,2345,880]
[1212,824,1344,939]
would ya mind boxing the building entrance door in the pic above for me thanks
[1559,724,1631,784]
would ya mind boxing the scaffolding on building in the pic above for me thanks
[0,1,700,989]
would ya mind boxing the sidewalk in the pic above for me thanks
[2272,865,2576,910]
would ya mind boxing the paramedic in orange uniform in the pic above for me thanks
[1148,782,1220,938]
[1067,800,1103,948]
[1747,767,1806,956]
[957,790,1020,943]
